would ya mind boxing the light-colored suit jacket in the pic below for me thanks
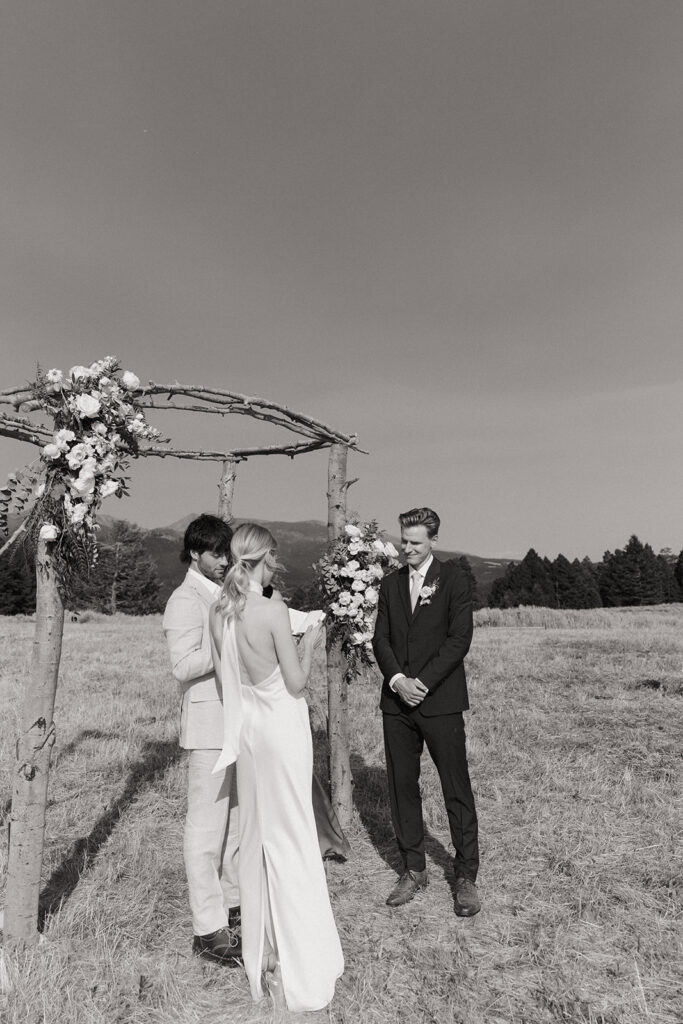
[162,570,223,749]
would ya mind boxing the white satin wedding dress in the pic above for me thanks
[213,617,343,1012]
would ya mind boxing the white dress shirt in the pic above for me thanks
[389,554,433,692]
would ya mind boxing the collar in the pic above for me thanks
[409,554,434,580]
[188,567,221,599]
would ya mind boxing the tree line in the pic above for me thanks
[0,521,162,615]
[3,527,681,615]
[488,535,683,609]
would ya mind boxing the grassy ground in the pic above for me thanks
[0,607,681,1023]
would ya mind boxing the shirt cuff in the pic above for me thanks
[389,673,405,692]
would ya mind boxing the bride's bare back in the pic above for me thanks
[210,593,313,695]
[235,593,281,685]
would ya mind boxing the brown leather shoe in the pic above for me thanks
[192,927,242,965]
[454,877,481,917]
[386,869,429,907]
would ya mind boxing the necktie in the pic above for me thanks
[410,571,422,611]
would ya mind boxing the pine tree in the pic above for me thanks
[488,549,555,608]
[572,558,602,608]
[456,555,481,610]
[656,552,681,603]
[675,549,683,596]
[598,535,665,606]
[69,521,162,614]
[0,549,36,614]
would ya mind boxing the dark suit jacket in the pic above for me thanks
[372,557,473,717]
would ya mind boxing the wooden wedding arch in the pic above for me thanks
[0,378,365,946]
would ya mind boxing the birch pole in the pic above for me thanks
[217,458,237,522]
[4,535,65,945]
[326,443,353,828]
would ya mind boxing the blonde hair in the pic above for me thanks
[218,523,281,620]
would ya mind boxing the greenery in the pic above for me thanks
[0,607,680,1022]
[69,522,162,616]
[0,549,36,615]
[489,534,681,610]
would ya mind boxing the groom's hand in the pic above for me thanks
[395,677,429,707]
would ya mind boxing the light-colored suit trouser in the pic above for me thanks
[184,749,239,936]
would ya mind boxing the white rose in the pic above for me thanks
[54,428,76,450]
[351,579,366,592]
[365,587,379,605]
[371,540,386,554]
[39,523,59,542]
[121,370,140,391]
[70,471,96,497]
[69,503,88,525]
[344,524,362,538]
[100,479,119,498]
[371,564,384,579]
[42,443,61,460]
[338,591,352,606]
[75,394,101,418]
[66,443,89,469]
[92,421,107,435]
[70,365,91,380]
[45,368,63,384]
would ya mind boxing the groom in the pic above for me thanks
[372,507,480,916]
[163,514,241,965]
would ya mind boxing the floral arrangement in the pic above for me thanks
[1,358,160,573]
[417,579,439,605]
[315,520,399,681]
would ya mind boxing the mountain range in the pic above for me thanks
[97,513,512,605]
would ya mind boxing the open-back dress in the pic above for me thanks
[213,617,343,1012]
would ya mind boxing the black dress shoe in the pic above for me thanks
[386,869,429,907]
[454,877,481,917]
[192,927,242,965]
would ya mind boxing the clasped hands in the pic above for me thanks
[395,676,429,707]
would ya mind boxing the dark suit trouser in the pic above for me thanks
[383,709,479,881]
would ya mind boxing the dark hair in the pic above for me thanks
[398,507,441,538]
[180,514,233,564]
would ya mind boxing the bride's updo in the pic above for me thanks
[219,523,280,620]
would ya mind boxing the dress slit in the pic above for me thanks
[224,621,343,1012]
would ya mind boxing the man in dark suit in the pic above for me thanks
[372,507,480,915]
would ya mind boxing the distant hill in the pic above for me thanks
[120,513,514,605]
[4,511,515,605]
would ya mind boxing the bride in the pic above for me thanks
[209,523,344,1013]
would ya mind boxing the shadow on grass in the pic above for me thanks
[53,728,118,765]
[38,737,181,929]
[1,730,119,825]
[350,750,462,907]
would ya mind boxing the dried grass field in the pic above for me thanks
[1,606,681,1024]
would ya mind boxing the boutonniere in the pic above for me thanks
[418,579,439,605]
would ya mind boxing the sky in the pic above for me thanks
[2,0,682,560]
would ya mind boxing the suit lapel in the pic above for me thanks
[184,571,215,608]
